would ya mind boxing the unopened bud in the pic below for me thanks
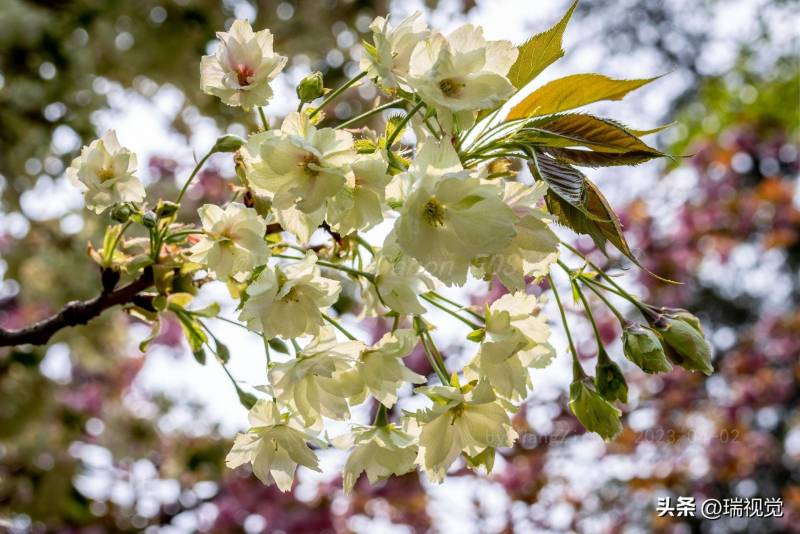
[110,203,132,223]
[142,210,158,228]
[622,323,672,374]
[156,200,179,218]
[595,352,628,403]
[467,328,486,342]
[296,71,325,103]
[212,134,246,153]
[569,378,622,441]
[656,316,713,375]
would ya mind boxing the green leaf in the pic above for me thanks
[507,0,578,90]
[175,310,208,352]
[189,302,221,318]
[101,224,123,267]
[523,113,665,155]
[507,73,659,119]
[138,318,161,353]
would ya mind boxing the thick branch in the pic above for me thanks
[0,269,153,347]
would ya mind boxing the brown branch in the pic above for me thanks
[0,268,153,347]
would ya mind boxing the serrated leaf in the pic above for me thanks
[544,175,637,263]
[507,0,578,90]
[524,113,665,155]
[507,73,659,120]
[542,147,664,167]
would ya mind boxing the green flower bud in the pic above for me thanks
[595,352,628,403]
[467,328,486,342]
[622,323,672,374]
[296,71,325,103]
[142,210,157,228]
[656,316,713,375]
[663,308,704,334]
[110,203,132,223]
[156,200,179,218]
[212,134,246,153]
[569,378,622,441]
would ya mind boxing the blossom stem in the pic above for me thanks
[571,277,604,350]
[336,99,405,129]
[355,234,374,256]
[176,149,214,203]
[581,278,628,325]
[385,101,425,148]
[262,333,271,366]
[322,313,358,341]
[290,338,302,353]
[105,220,132,265]
[547,273,585,380]
[413,316,449,383]
[420,294,481,330]
[273,253,375,282]
[426,291,485,321]
[309,71,367,120]
[258,107,270,131]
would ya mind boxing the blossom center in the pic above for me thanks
[423,198,446,227]
[234,64,255,86]
[298,153,321,177]
[438,78,465,98]
[96,167,116,182]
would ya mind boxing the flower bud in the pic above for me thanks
[212,134,246,153]
[622,323,672,374]
[656,316,713,375]
[595,353,628,403]
[142,210,158,228]
[110,203,132,223]
[569,378,622,441]
[156,200,179,218]
[296,71,325,103]
[662,308,704,334]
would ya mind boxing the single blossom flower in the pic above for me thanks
[464,292,554,400]
[67,130,145,214]
[341,424,418,493]
[412,380,517,483]
[360,11,429,89]
[394,141,517,285]
[189,202,268,279]
[362,232,435,316]
[269,327,363,428]
[472,182,559,290]
[200,19,287,110]
[238,251,341,339]
[341,329,425,408]
[407,24,517,130]
[225,400,322,492]
[326,152,392,235]
[246,113,356,240]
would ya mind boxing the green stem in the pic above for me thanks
[355,234,375,256]
[273,253,375,282]
[290,338,302,353]
[262,333,271,366]
[176,149,214,203]
[211,315,262,335]
[322,313,358,341]
[309,71,367,119]
[571,277,603,349]
[385,101,425,148]
[548,273,585,380]
[413,316,449,384]
[105,220,132,264]
[336,99,404,129]
[581,278,628,325]
[427,291,485,321]
[420,294,482,330]
[258,107,270,131]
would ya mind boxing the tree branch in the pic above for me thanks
[0,268,154,347]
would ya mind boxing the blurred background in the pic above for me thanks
[0,0,798,532]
